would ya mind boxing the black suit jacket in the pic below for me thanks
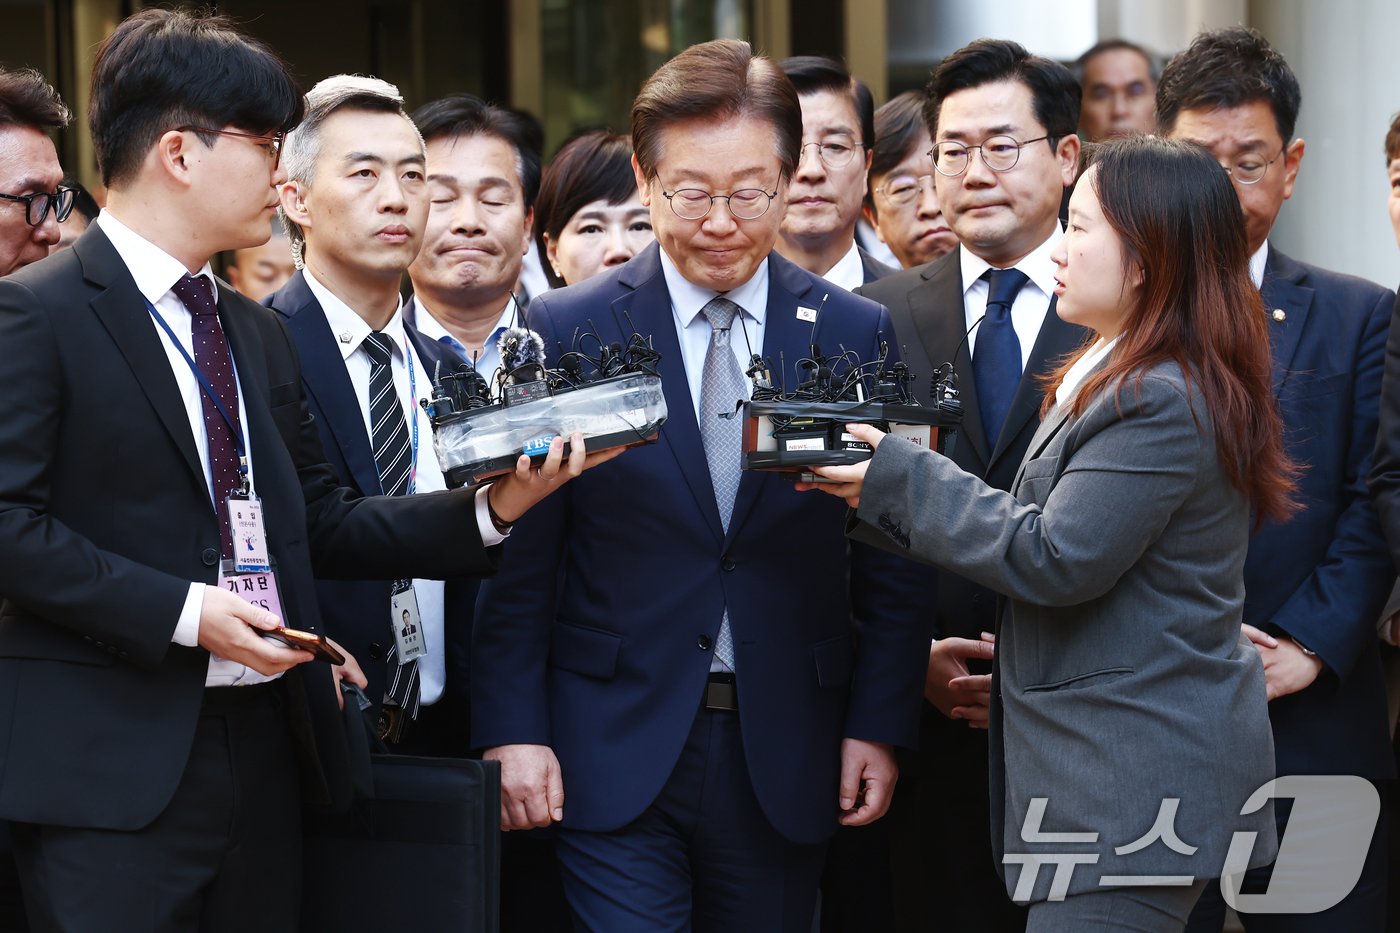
[858,247,897,285]
[0,227,495,830]
[265,271,481,718]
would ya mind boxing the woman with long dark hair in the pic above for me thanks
[802,136,1298,930]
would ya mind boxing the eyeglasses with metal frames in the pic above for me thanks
[1219,148,1285,186]
[177,126,285,169]
[875,173,935,208]
[0,186,75,227]
[928,135,1053,177]
[797,139,864,169]
[661,186,779,221]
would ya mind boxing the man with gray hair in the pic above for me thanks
[263,74,482,754]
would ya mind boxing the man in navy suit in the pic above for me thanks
[1157,28,1396,932]
[471,39,934,931]
[263,75,479,755]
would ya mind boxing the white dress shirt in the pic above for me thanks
[1054,336,1120,408]
[1249,241,1269,290]
[413,296,519,385]
[96,210,274,687]
[659,248,770,423]
[958,226,1063,373]
[819,240,865,294]
[305,272,464,704]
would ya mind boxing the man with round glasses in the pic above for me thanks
[0,68,70,277]
[858,38,1087,932]
[1158,28,1397,933]
[775,56,894,291]
[863,90,958,271]
[471,38,934,931]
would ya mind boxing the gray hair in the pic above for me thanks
[278,74,425,268]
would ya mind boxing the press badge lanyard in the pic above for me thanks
[145,297,273,575]
[385,333,427,667]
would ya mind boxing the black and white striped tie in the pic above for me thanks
[363,332,418,717]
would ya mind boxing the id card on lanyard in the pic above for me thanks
[145,297,275,583]
[388,331,427,663]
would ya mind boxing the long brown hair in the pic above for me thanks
[1047,136,1298,523]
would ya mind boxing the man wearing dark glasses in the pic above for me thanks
[0,67,70,276]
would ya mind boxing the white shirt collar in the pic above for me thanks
[413,296,518,351]
[958,225,1062,301]
[1055,335,1120,408]
[303,269,406,363]
[1249,241,1270,290]
[821,241,865,293]
[658,247,770,328]
[95,210,218,305]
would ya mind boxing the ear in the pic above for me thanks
[861,203,885,242]
[1280,137,1305,202]
[155,129,197,189]
[543,232,561,277]
[1055,133,1082,187]
[279,181,310,230]
[632,154,651,207]
[521,207,534,257]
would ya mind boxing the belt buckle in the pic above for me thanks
[377,704,407,743]
[704,673,738,711]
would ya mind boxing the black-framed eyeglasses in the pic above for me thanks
[177,126,285,169]
[875,173,935,208]
[798,139,864,169]
[928,135,1053,177]
[1220,148,1284,186]
[0,186,75,227]
[661,186,778,221]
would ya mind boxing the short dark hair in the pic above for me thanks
[866,89,928,214]
[924,39,1080,142]
[61,176,99,224]
[1074,39,1159,84]
[779,55,874,150]
[1386,112,1400,165]
[411,94,542,212]
[89,8,304,188]
[1155,27,1301,142]
[631,39,802,182]
[0,68,69,133]
[534,130,637,289]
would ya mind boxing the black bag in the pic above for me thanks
[301,692,500,932]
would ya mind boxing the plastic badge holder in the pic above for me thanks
[430,372,667,488]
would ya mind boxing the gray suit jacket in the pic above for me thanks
[850,361,1277,900]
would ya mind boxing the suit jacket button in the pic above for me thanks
[720,557,736,572]
[697,635,712,650]
[201,547,219,567]
[368,642,385,661]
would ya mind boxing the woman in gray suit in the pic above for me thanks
[802,137,1299,931]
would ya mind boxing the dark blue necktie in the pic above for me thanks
[973,267,1030,448]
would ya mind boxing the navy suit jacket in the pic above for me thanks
[265,272,480,716]
[1251,248,1395,780]
[470,244,936,844]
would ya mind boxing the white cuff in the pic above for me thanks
[173,583,205,646]
[476,485,509,547]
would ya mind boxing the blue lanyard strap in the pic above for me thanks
[403,331,419,496]
[144,297,251,493]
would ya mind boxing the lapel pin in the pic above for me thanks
[339,331,353,343]
[1271,309,1286,323]
[796,306,818,322]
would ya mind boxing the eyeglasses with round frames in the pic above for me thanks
[928,135,1053,177]
[661,186,778,221]
[0,186,75,227]
[875,173,935,208]
[177,126,285,169]
[798,139,864,170]
[1220,149,1285,186]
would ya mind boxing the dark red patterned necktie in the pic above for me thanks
[171,273,243,559]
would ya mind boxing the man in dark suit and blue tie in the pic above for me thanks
[1158,27,1396,933]
[470,38,934,931]
[0,12,606,930]
[263,75,479,755]
[857,39,1087,933]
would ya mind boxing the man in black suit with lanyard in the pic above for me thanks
[858,39,1086,932]
[0,11,606,931]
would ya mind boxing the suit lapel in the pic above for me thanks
[78,228,206,488]
[909,255,991,471]
[1259,248,1314,398]
[271,273,383,496]
[611,246,726,542]
[990,298,1085,469]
